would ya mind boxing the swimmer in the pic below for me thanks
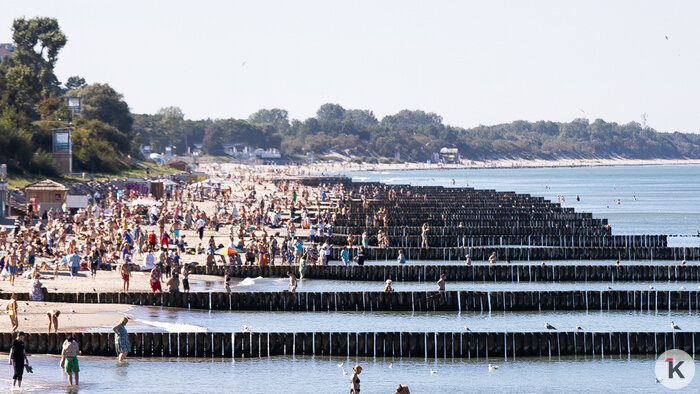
[287,271,297,293]
[384,279,394,292]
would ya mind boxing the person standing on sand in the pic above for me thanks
[6,293,18,331]
[150,265,162,292]
[8,331,29,390]
[113,317,130,361]
[47,309,60,333]
[60,335,80,386]
[287,271,297,293]
[120,262,131,292]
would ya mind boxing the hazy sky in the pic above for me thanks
[3,1,698,132]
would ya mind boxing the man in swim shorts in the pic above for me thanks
[60,335,80,386]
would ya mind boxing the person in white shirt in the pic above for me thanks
[142,250,155,271]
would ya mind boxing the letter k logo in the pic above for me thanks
[666,358,685,379]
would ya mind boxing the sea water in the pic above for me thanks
[7,355,698,393]
[342,164,700,236]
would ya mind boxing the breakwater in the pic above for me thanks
[2,331,697,359]
[194,264,700,282]
[3,290,700,312]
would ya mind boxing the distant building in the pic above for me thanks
[439,147,460,163]
[222,143,281,160]
[0,43,15,61]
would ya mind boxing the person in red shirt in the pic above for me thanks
[159,233,169,249]
[148,231,157,249]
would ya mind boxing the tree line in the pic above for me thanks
[136,103,700,163]
[3,17,700,180]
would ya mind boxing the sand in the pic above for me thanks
[0,301,131,334]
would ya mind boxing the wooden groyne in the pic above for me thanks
[195,264,700,282]
[2,330,697,359]
[322,246,700,261]
[3,290,699,313]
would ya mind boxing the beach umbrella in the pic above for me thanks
[127,198,162,207]
[215,246,245,255]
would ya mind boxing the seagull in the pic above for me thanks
[680,286,686,290]
[388,363,393,369]
[342,370,348,376]
[21,308,26,313]
[649,285,654,290]
[337,362,343,368]
[430,368,437,374]
[606,285,612,290]
[575,325,583,330]
[655,377,662,384]
[70,308,76,313]
[242,325,252,332]
[545,322,556,330]
[488,364,499,371]
[671,321,681,330]
[464,326,471,332]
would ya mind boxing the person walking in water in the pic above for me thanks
[8,331,29,390]
[397,250,406,265]
[488,252,497,264]
[437,273,446,292]
[6,293,18,331]
[287,271,297,293]
[113,317,130,361]
[60,335,80,386]
[350,364,362,394]
[384,279,394,292]
[421,223,429,248]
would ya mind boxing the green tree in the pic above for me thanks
[10,17,67,95]
[316,103,346,122]
[68,83,133,134]
[64,75,86,90]
[3,65,41,116]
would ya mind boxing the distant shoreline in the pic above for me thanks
[306,158,700,174]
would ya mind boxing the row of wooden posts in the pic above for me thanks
[1,331,697,359]
[2,290,699,313]
[197,263,700,282]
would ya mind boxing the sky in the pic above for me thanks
[2,0,698,133]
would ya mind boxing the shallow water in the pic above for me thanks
[116,307,700,333]
[343,164,700,236]
[6,355,698,393]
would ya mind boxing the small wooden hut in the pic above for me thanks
[24,179,69,215]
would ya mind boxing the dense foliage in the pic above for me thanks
[0,17,134,176]
[135,103,700,162]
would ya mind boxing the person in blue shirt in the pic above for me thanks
[68,253,80,278]
[397,250,406,265]
[341,246,350,266]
